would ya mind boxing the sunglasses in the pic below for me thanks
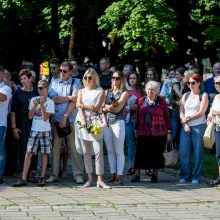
[84,76,93,81]
[59,69,68,73]
[215,82,220,85]
[112,76,121,81]
[188,81,196,85]
[37,86,44,90]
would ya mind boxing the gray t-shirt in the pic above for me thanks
[105,89,125,124]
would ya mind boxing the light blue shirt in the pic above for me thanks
[49,77,82,123]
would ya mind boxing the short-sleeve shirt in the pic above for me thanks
[0,82,12,127]
[49,77,81,123]
[100,73,112,90]
[29,96,55,132]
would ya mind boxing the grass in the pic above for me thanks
[124,142,218,179]
[172,148,218,179]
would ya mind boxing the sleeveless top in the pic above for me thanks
[105,89,125,124]
[184,93,206,126]
[75,87,103,141]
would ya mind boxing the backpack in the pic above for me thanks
[184,91,203,102]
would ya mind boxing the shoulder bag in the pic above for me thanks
[203,121,216,149]
[163,140,179,167]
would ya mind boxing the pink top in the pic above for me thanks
[136,96,171,136]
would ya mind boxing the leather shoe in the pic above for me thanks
[83,181,93,188]
[130,175,140,183]
[97,182,111,189]
[150,175,158,183]
[211,177,220,186]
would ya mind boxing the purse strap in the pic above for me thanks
[164,140,175,152]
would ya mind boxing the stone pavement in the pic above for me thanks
[0,158,220,220]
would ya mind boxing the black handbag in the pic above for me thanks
[55,122,71,138]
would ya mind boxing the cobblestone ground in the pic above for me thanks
[0,156,220,220]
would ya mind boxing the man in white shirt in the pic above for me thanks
[0,67,12,184]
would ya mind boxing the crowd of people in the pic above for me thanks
[0,57,220,188]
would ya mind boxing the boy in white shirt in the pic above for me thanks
[13,80,54,187]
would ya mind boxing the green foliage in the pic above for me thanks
[98,0,178,57]
[192,0,220,46]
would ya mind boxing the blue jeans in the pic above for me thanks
[171,111,181,145]
[179,124,206,182]
[125,118,136,167]
[215,131,220,166]
[0,126,7,177]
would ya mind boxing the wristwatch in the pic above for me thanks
[186,116,191,122]
[64,113,68,117]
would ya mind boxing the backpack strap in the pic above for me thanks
[69,77,75,96]
[185,91,190,102]
[185,90,204,102]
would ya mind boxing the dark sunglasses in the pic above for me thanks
[112,76,121,81]
[59,69,68,73]
[215,82,220,85]
[84,76,93,80]
[37,86,44,90]
[188,81,196,85]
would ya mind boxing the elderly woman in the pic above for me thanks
[75,68,110,189]
[179,74,208,184]
[103,71,128,185]
[207,76,220,186]
[131,81,171,183]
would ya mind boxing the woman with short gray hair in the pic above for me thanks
[131,80,171,183]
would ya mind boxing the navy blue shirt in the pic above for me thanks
[204,77,218,94]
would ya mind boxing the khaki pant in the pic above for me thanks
[51,121,84,177]
[80,139,104,175]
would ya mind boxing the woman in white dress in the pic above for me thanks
[75,68,111,188]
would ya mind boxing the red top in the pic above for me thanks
[136,96,171,136]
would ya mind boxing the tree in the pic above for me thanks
[98,0,178,59]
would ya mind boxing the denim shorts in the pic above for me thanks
[27,131,52,154]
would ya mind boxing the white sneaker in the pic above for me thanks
[46,176,58,183]
[75,175,84,184]
[178,178,187,183]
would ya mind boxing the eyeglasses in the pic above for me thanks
[215,82,220,85]
[188,81,196,85]
[37,86,44,90]
[112,76,121,81]
[84,76,93,81]
[59,69,68,73]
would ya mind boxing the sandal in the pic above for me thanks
[108,175,116,183]
[126,168,135,176]
[38,177,46,186]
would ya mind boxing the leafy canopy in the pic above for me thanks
[98,0,178,57]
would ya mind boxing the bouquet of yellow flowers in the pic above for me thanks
[75,120,102,138]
